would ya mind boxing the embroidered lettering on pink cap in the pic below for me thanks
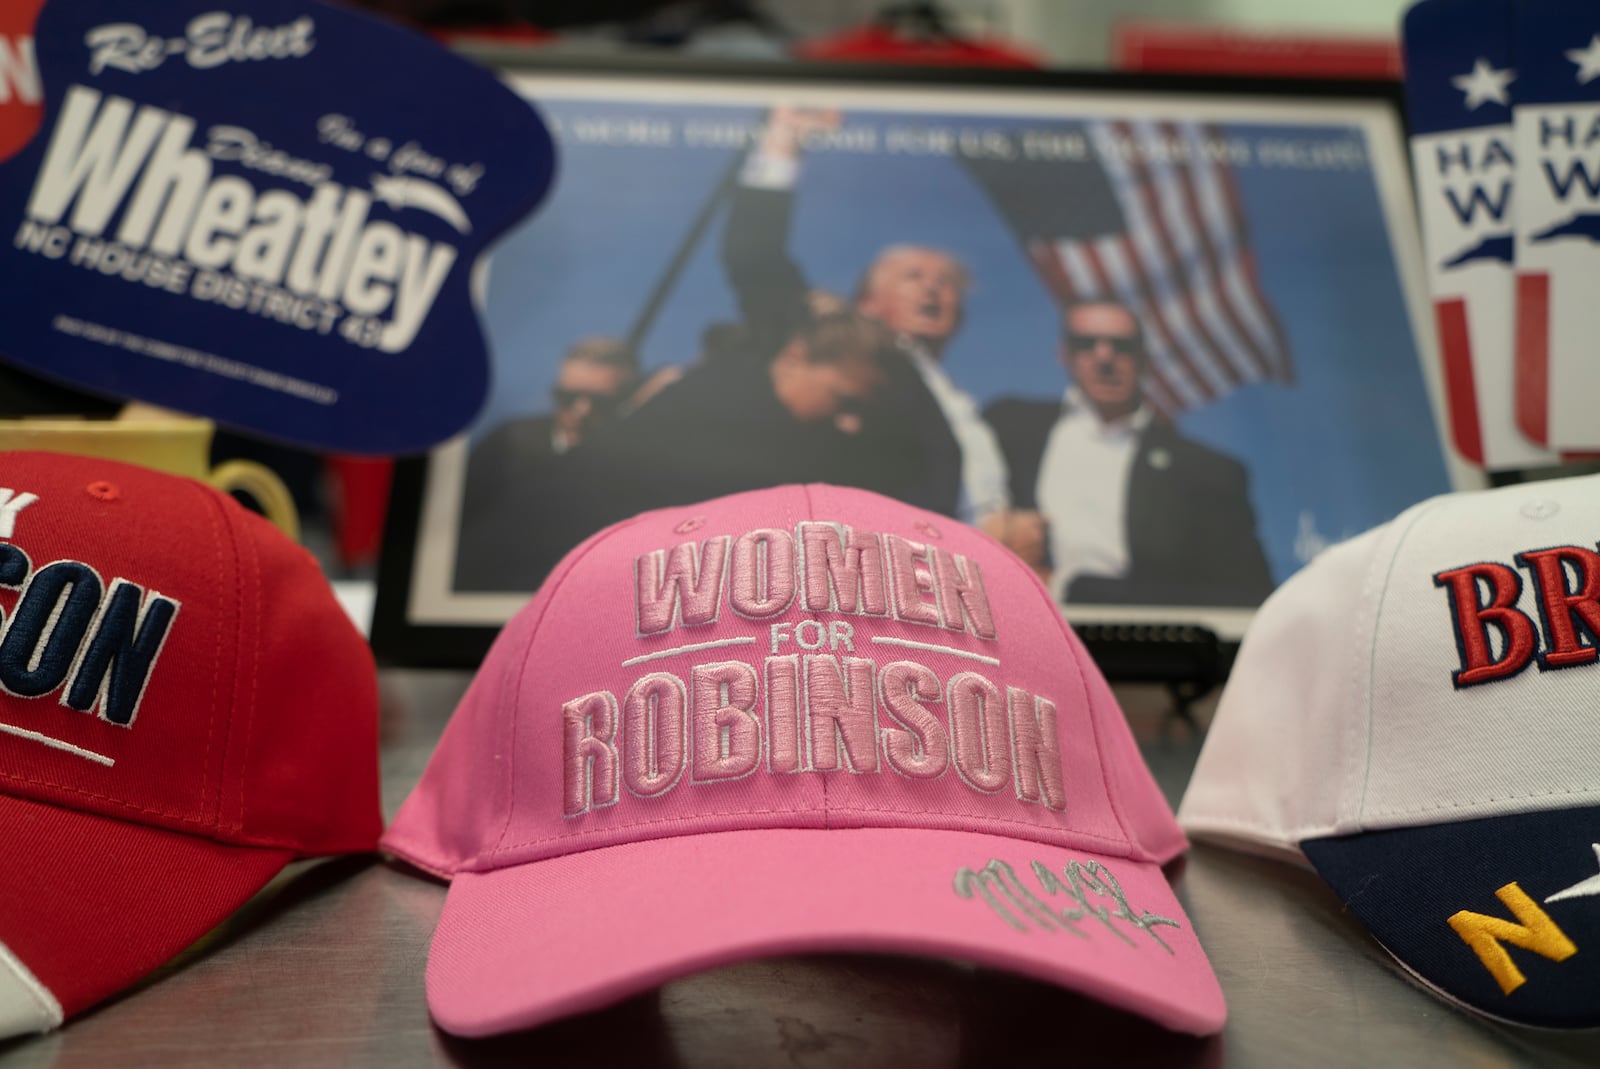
[934,546,996,638]
[622,673,687,799]
[1009,689,1067,811]
[886,535,942,628]
[636,536,730,636]
[881,661,948,780]
[800,522,888,616]
[643,523,995,643]
[804,654,879,773]
[950,671,1009,794]
[765,655,803,774]
[729,529,797,619]
[690,661,761,784]
[562,692,619,816]
[561,521,1059,814]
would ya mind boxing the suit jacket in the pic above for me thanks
[722,183,963,517]
[562,359,880,525]
[984,397,1275,608]
[530,359,924,567]
[451,355,964,594]
[452,414,563,592]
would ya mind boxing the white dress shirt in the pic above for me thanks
[900,340,1010,523]
[1036,389,1152,602]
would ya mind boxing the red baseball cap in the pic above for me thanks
[0,451,381,1036]
[384,483,1224,1037]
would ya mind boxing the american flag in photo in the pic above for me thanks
[968,120,1292,414]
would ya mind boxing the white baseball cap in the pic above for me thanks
[1178,473,1600,1028]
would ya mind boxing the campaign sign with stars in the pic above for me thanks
[0,0,555,454]
[1511,0,1600,452]
[1402,0,1554,471]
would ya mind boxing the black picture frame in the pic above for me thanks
[372,52,1479,674]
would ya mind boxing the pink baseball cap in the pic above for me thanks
[382,484,1224,1036]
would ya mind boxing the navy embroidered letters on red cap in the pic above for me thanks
[0,486,179,735]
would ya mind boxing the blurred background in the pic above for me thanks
[0,0,1492,597]
[343,0,1410,71]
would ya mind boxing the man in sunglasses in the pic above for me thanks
[548,337,642,455]
[985,299,1274,608]
[454,337,640,591]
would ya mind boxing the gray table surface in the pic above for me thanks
[4,670,1598,1069]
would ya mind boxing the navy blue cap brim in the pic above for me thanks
[1301,804,1600,1029]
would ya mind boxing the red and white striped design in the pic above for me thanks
[1409,123,1556,471]
[1513,102,1600,452]
[1030,120,1292,415]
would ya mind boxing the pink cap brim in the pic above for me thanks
[426,827,1224,1037]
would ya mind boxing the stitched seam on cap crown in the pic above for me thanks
[238,502,263,833]
[1186,811,1332,839]
[493,806,1132,853]
[197,477,232,829]
[1357,496,1449,824]
[1366,784,1600,818]
[488,519,643,859]
[1193,784,1600,839]
[804,485,831,831]
[208,482,248,834]
[0,778,204,819]
[1346,516,1387,829]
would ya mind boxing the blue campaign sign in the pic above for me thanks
[1514,0,1600,106]
[0,0,555,454]
[1402,0,1515,135]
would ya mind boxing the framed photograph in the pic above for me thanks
[372,55,1481,669]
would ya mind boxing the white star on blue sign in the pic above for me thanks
[1451,57,1514,110]
[1569,35,1600,85]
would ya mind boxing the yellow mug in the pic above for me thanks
[0,417,300,542]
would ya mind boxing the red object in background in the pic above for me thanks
[1115,22,1402,80]
[0,0,48,165]
[796,24,1042,68]
[1514,273,1550,449]
[327,455,395,570]
[1434,298,1485,466]
[428,22,555,49]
